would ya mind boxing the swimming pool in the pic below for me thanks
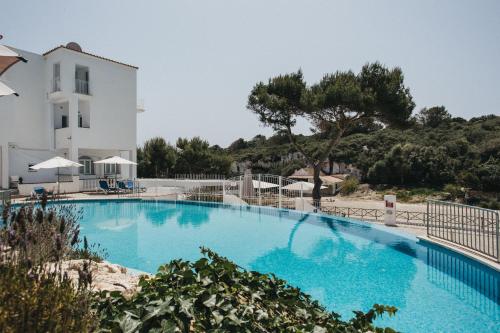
[72,199,499,332]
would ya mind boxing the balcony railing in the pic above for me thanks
[52,78,61,92]
[75,79,90,95]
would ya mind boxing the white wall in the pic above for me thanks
[45,48,137,151]
[8,148,59,183]
[0,49,49,149]
[18,176,80,196]
[0,44,139,188]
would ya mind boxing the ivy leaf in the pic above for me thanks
[212,310,224,324]
[117,313,141,333]
[142,297,173,321]
[203,294,217,308]
[178,298,195,318]
[227,309,246,326]
[313,326,327,333]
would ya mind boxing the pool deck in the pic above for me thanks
[10,193,500,271]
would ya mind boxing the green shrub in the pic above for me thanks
[443,184,463,201]
[341,177,359,195]
[396,190,411,202]
[0,201,97,332]
[96,248,397,333]
[0,265,95,333]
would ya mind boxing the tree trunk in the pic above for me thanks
[328,156,334,175]
[312,162,323,208]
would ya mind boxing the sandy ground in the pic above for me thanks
[322,196,427,212]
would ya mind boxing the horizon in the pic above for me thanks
[1,0,499,147]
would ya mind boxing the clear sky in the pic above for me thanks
[2,0,499,147]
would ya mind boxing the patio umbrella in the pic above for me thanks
[283,181,327,192]
[241,170,254,198]
[0,80,18,97]
[30,156,83,194]
[94,156,137,186]
[252,179,279,189]
[0,44,27,75]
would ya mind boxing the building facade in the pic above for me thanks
[0,42,142,189]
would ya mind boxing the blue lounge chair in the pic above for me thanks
[98,180,116,194]
[31,186,53,199]
[117,181,131,193]
[126,180,146,193]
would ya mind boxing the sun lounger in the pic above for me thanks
[98,180,117,194]
[31,186,53,199]
[126,180,146,193]
[117,181,131,193]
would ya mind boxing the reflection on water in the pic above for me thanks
[426,245,499,319]
[71,200,499,332]
[250,214,417,315]
[176,204,211,227]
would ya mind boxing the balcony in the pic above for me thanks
[75,79,90,95]
[48,78,65,102]
[52,78,61,92]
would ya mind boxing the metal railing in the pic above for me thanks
[75,79,89,95]
[0,190,11,206]
[79,178,142,197]
[174,174,226,180]
[427,200,499,262]
[321,205,426,226]
[222,173,304,209]
[52,78,61,92]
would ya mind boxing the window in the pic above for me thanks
[104,163,120,175]
[53,63,61,92]
[61,115,68,128]
[78,112,83,128]
[78,156,94,175]
[75,65,89,94]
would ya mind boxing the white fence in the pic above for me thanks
[221,174,305,209]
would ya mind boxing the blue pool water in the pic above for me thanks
[70,199,498,332]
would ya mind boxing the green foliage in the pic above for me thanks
[175,137,232,175]
[138,137,177,178]
[367,144,455,186]
[416,106,451,128]
[69,236,108,263]
[476,158,500,192]
[281,159,307,176]
[96,248,397,333]
[0,265,95,333]
[138,137,233,177]
[443,184,463,201]
[341,177,359,195]
[0,203,96,332]
[228,115,500,197]
[248,64,414,202]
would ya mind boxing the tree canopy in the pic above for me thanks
[247,63,415,203]
[138,137,177,178]
[137,137,233,178]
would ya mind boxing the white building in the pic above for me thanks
[0,42,143,190]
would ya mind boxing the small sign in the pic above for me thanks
[384,195,396,226]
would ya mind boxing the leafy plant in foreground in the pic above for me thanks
[0,200,97,332]
[96,247,398,333]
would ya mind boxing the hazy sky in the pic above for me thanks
[2,1,499,147]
